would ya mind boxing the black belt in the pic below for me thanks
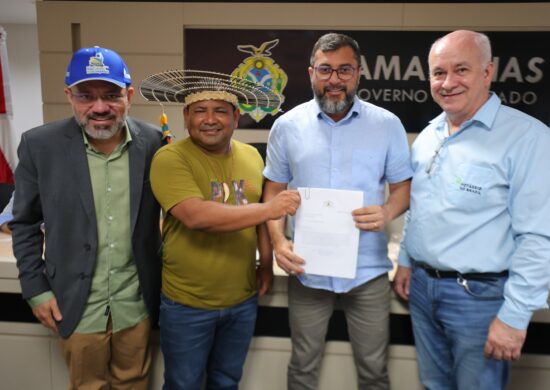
[415,262,508,280]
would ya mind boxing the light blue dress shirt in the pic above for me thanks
[0,192,14,227]
[265,97,412,293]
[398,93,550,329]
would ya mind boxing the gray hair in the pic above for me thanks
[473,32,492,67]
[309,33,361,67]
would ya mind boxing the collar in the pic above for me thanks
[430,92,501,134]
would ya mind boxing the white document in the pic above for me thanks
[293,187,363,279]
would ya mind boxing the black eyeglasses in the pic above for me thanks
[313,65,356,81]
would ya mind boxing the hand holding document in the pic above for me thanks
[293,187,363,278]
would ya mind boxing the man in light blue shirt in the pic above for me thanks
[0,192,13,233]
[263,33,412,390]
[394,30,550,390]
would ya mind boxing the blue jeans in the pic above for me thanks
[160,293,258,390]
[409,266,510,390]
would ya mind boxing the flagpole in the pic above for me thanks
[0,26,16,183]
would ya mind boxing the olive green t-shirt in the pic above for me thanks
[150,138,264,309]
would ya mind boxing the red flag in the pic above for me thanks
[0,27,15,184]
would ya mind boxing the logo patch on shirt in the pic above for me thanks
[455,176,482,195]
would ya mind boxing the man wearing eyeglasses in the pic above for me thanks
[263,33,412,389]
[10,46,163,389]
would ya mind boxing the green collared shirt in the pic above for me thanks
[29,124,148,333]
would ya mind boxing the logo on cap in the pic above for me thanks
[86,52,110,75]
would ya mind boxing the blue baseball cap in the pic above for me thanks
[65,46,132,88]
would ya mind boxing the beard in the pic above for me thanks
[312,82,357,115]
[76,107,128,140]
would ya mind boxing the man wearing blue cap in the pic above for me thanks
[10,46,163,389]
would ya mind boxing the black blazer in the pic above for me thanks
[10,116,163,338]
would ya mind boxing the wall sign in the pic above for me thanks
[185,29,549,132]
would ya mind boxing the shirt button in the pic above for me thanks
[108,216,113,221]
[107,187,112,192]
[110,243,115,248]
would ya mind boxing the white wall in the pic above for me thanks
[1,23,43,148]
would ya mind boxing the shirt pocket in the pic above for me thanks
[445,163,494,211]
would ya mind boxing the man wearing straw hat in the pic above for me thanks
[142,70,301,389]
[11,46,164,389]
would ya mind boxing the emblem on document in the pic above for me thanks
[231,39,287,122]
[323,200,334,208]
